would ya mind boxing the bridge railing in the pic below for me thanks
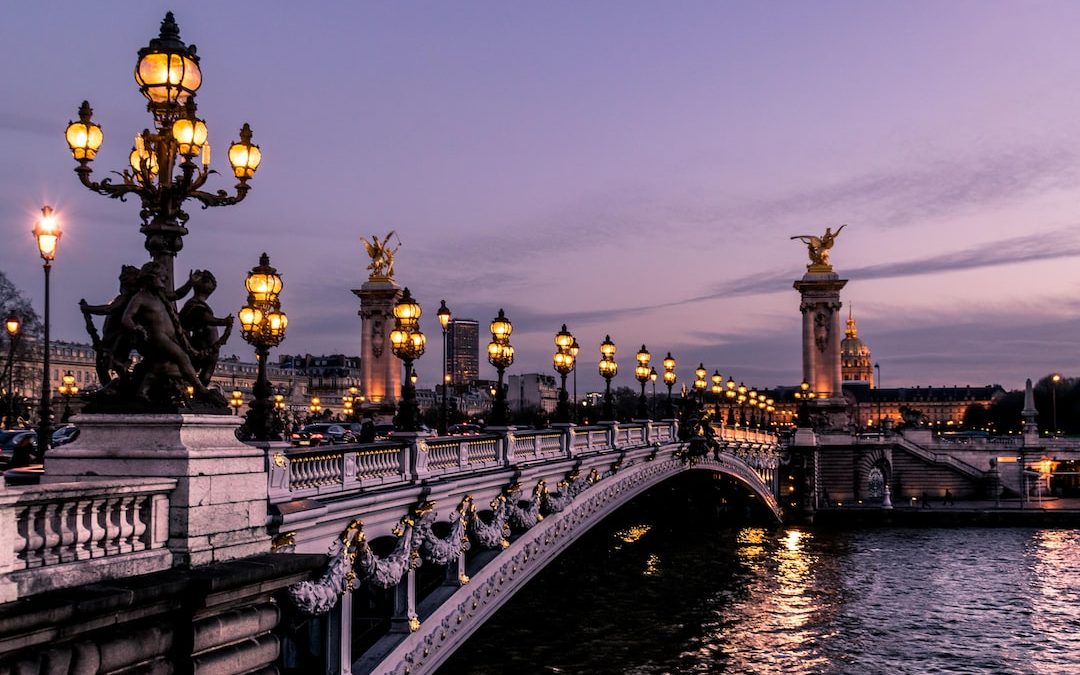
[0,477,175,602]
[267,421,781,504]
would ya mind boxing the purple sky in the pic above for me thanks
[3,2,1080,393]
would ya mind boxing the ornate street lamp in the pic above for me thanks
[390,288,426,432]
[487,309,514,426]
[308,395,322,419]
[710,370,724,420]
[32,206,60,453]
[437,300,451,435]
[736,382,748,427]
[3,311,21,429]
[58,371,79,422]
[634,345,651,419]
[725,376,737,425]
[794,380,815,426]
[693,364,707,405]
[553,325,575,423]
[65,13,261,294]
[229,389,244,416]
[662,352,677,418]
[649,367,658,418]
[598,335,617,421]
[569,338,580,421]
[1051,373,1062,436]
[238,253,287,441]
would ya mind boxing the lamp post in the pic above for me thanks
[598,335,617,421]
[1051,373,1061,436]
[649,367,658,418]
[33,206,60,454]
[238,253,287,441]
[58,371,79,422]
[711,370,723,421]
[662,353,677,418]
[794,380,815,426]
[437,300,451,435]
[736,382,748,427]
[725,376,737,426]
[634,345,652,419]
[693,364,707,407]
[64,13,261,295]
[874,361,881,427]
[390,288,426,432]
[553,325,575,424]
[487,309,514,426]
[3,311,21,429]
[570,338,580,422]
[229,389,243,416]
[308,396,321,421]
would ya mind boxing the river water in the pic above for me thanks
[439,480,1080,674]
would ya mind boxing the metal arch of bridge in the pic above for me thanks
[269,421,782,675]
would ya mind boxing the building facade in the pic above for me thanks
[445,319,480,386]
[507,373,558,414]
[840,309,874,387]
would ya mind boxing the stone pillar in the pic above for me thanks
[793,270,848,401]
[42,414,270,567]
[352,279,403,412]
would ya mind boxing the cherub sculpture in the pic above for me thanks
[362,231,401,279]
[791,224,846,268]
[179,270,234,385]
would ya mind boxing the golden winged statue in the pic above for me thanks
[791,224,846,269]
[362,231,401,280]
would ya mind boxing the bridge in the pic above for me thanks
[270,420,781,674]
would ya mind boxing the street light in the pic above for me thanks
[229,389,244,416]
[570,338,580,421]
[598,335,617,421]
[1051,373,1062,436]
[238,253,287,441]
[390,288,426,432]
[3,311,21,429]
[725,376,737,426]
[794,380,815,426]
[553,325,576,424]
[308,395,322,418]
[874,361,881,426]
[58,371,79,422]
[662,352,677,418]
[693,364,707,405]
[710,370,723,420]
[32,206,60,454]
[487,309,514,426]
[649,367,658,418]
[634,345,652,419]
[437,300,451,435]
[65,13,261,294]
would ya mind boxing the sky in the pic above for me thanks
[3,1,1080,393]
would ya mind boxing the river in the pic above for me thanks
[438,478,1080,674]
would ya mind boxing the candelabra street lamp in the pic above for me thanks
[693,364,707,406]
[3,311,21,429]
[649,366,658,418]
[65,13,261,295]
[308,396,322,420]
[736,382,748,427]
[570,338,580,422]
[58,371,79,422]
[599,335,617,421]
[662,352,677,418]
[487,309,514,426]
[553,325,576,424]
[238,253,287,441]
[437,300,451,435]
[390,288,426,432]
[229,389,244,416]
[1051,373,1062,436]
[634,345,652,419]
[725,376,737,426]
[794,380,815,426]
[33,206,60,454]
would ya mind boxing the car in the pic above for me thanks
[0,431,37,465]
[51,425,80,447]
[447,423,483,436]
[290,423,354,447]
[373,424,395,441]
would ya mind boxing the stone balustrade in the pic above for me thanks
[267,421,781,504]
[0,477,175,602]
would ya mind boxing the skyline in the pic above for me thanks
[3,3,1080,392]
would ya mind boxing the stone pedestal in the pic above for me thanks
[353,279,403,408]
[793,269,848,402]
[43,414,270,567]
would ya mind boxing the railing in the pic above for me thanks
[268,422,781,504]
[0,478,174,601]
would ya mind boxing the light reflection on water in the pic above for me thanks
[440,524,1080,674]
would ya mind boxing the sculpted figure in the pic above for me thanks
[362,231,401,279]
[179,270,234,385]
[791,224,846,267]
[121,262,214,402]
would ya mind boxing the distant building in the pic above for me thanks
[277,353,362,413]
[508,373,558,414]
[446,319,480,386]
[840,309,874,387]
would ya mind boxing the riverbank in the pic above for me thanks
[812,497,1080,527]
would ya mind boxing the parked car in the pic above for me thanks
[373,424,395,441]
[51,425,80,447]
[0,430,35,464]
[447,423,483,436]
[290,423,354,447]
